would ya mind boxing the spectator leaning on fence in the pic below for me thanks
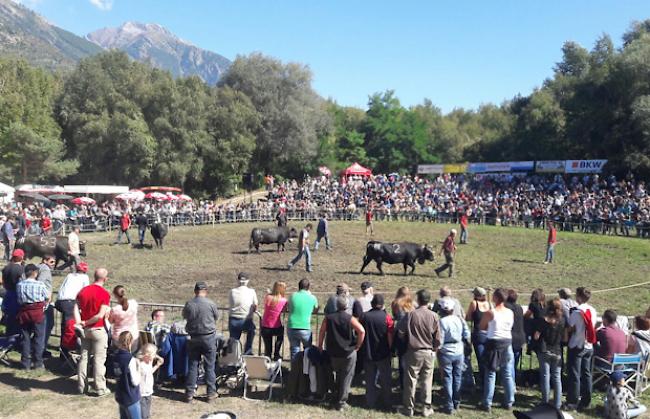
[286,278,319,361]
[228,272,258,356]
[261,281,288,361]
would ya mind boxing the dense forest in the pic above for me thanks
[2,21,650,197]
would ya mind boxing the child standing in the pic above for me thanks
[605,371,647,419]
[114,331,141,419]
[139,343,164,419]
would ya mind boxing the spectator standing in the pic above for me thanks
[479,288,515,412]
[432,286,465,318]
[627,316,650,356]
[16,264,48,370]
[1,249,24,335]
[228,272,258,355]
[40,213,52,236]
[324,283,355,315]
[287,223,313,272]
[2,216,15,261]
[75,267,112,397]
[353,281,373,317]
[138,343,163,419]
[116,212,132,245]
[505,289,526,385]
[435,229,457,278]
[466,287,491,389]
[558,288,578,325]
[36,255,55,358]
[182,281,220,403]
[533,298,565,410]
[317,296,366,411]
[524,288,546,356]
[113,331,141,419]
[595,310,627,364]
[314,213,332,251]
[261,281,288,360]
[55,261,90,340]
[566,287,597,411]
[360,294,393,411]
[365,206,374,235]
[544,221,557,264]
[391,286,414,390]
[437,297,470,415]
[109,286,140,351]
[287,278,319,360]
[397,289,440,417]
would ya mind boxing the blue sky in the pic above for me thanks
[20,0,650,112]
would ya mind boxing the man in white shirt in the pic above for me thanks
[55,261,90,338]
[566,287,597,411]
[287,223,313,272]
[228,272,258,355]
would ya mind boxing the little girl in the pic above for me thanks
[139,343,164,419]
[114,331,141,419]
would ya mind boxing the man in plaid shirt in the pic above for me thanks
[16,264,49,370]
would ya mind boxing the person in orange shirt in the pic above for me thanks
[544,221,557,264]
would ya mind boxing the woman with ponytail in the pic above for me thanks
[109,285,140,351]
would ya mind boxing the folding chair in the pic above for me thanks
[635,352,650,396]
[592,353,643,394]
[242,355,282,401]
[0,334,21,366]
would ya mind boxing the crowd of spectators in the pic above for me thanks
[0,173,648,239]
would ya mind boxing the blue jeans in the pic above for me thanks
[539,352,562,409]
[138,228,146,244]
[460,227,468,243]
[511,347,522,385]
[228,317,255,355]
[482,345,515,408]
[119,401,142,419]
[545,243,555,262]
[567,347,593,407]
[289,247,312,272]
[314,234,331,250]
[439,352,463,411]
[287,328,312,361]
[472,332,488,387]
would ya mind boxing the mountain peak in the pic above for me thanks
[87,21,230,84]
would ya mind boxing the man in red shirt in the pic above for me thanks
[544,221,557,264]
[75,268,111,396]
[435,229,457,278]
[40,214,52,236]
[365,205,374,236]
[459,209,469,244]
[115,211,132,245]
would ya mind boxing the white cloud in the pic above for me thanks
[89,0,113,11]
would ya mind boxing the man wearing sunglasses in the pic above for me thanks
[37,255,56,358]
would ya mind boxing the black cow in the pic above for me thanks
[360,241,434,275]
[249,226,298,253]
[151,223,168,249]
[15,236,87,270]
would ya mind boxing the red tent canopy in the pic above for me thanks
[343,162,372,177]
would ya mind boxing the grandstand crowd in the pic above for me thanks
[0,173,648,238]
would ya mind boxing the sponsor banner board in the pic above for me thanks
[565,159,607,173]
[417,164,444,174]
[535,160,565,173]
[509,161,535,172]
[443,163,468,173]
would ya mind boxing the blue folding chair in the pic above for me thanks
[593,352,643,394]
[0,334,22,366]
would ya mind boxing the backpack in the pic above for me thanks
[581,308,597,345]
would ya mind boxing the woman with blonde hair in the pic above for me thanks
[261,281,288,360]
[109,285,139,351]
[391,286,414,390]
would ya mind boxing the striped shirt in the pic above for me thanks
[16,278,49,305]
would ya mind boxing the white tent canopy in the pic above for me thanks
[0,182,15,203]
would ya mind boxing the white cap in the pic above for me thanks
[439,297,455,312]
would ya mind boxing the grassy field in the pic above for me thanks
[0,221,648,419]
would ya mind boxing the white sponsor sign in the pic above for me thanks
[536,160,565,173]
[417,164,444,174]
[565,159,607,173]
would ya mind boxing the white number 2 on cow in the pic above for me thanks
[393,244,401,253]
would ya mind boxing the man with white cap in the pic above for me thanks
[435,229,457,278]
[228,272,258,355]
[437,297,470,415]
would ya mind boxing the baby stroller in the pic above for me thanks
[216,337,245,392]
[0,334,22,366]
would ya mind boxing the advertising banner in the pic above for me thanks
[535,160,565,173]
[443,163,468,173]
[417,164,444,174]
[565,159,607,173]
[509,161,535,172]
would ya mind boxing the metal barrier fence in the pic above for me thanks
[51,209,649,239]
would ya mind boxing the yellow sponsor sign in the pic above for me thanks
[443,163,467,173]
